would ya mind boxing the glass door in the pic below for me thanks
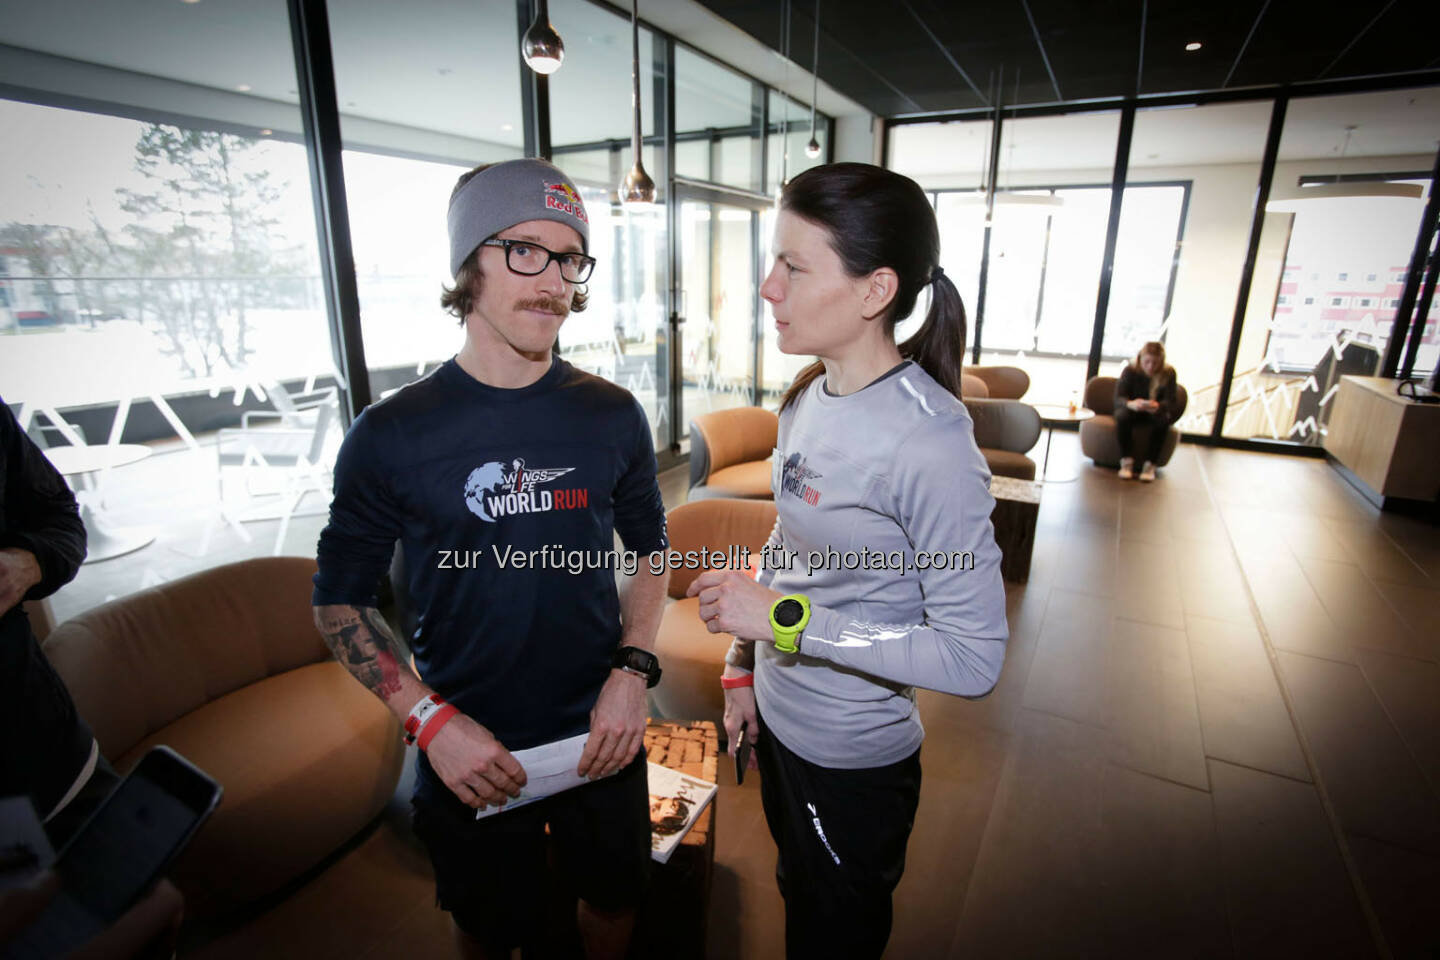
[675,193,764,439]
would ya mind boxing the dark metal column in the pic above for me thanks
[1212,96,1287,438]
[1400,237,1438,378]
[1381,144,1440,377]
[972,108,1003,364]
[1086,101,1136,381]
[516,0,551,159]
[660,36,681,453]
[288,0,370,422]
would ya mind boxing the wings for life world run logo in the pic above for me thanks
[780,452,823,506]
[463,458,588,522]
[544,182,589,225]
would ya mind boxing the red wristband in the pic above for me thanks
[404,693,447,745]
[720,674,755,689]
[416,704,459,751]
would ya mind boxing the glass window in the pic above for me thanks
[327,0,525,395]
[766,90,826,194]
[1223,87,1440,442]
[975,110,1119,405]
[548,0,669,448]
[0,1,332,619]
[1115,99,1273,433]
[888,119,993,345]
[674,47,759,191]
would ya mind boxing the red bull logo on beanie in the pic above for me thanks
[544,182,589,225]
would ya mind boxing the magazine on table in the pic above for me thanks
[647,762,716,864]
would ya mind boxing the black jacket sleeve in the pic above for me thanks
[1158,371,1184,421]
[0,402,87,600]
[1114,366,1140,416]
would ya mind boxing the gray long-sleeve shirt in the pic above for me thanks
[746,362,1008,769]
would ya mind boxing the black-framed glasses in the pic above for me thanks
[481,238,596,283]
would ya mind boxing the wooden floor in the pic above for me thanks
[185,434,1440,959]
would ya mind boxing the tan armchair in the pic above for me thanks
[965,365,1031,400]
[651,498,778,732]
[1079,375,1189,467]
[42,557,405,919]
[688,407,778,500]
[967,397,1042,480]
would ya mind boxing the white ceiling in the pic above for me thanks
[0,0,868,154]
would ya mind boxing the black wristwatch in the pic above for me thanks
[612,646,662,688]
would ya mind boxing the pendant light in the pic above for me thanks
[775,0,791,197]
[805,0,822,159]
[619,0,655,205]
[964,67,1063,216]
[521,0,564,76]
[1266,126,1423,212]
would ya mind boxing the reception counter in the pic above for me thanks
[1323,375,1440,508]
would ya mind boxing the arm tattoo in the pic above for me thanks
[318,606,407,701]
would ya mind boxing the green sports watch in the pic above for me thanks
[769,594,811,654]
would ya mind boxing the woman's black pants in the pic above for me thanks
[1114,409,1171,464]
[755,711,922,960]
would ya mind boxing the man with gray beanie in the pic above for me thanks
[312,158,669,960]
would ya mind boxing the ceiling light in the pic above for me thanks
[1266,125,1425,211]
[259,128,272,136]
[952,192,1066,212]
[619,0,655,205]
[1266,181,1424,212]
[522,0,565,75]
[235,83,252,92]
[500,123,514,132]
[1185,41,1202,51]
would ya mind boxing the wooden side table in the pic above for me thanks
[989,475,1042,583]
[634,721,718,959]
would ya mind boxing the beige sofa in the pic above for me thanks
[651,498,779,732]
[43,557,405,918]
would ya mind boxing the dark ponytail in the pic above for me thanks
[777,162,968,412]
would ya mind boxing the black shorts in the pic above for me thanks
[755,711,922,960]
[410,752,651,950]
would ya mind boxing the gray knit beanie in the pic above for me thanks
[447,158,590,277]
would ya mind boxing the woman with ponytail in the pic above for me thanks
[685,163,1008,958]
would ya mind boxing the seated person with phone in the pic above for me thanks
[0,403,221,955]
[1,746,220,959]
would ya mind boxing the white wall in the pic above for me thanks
[833,113,880,165]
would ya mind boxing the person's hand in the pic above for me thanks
[0,870,59,944]
[69,879,183,960]
[577,668,647,779]
[1125,398,1146,412]
[0,548,42,617]
[0,873,182,959]
[424,713,528,810]
[721,667,760,763]
[686,570,781,642]
[1143,399,1161,413]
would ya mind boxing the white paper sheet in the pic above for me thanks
[473,731,611,819]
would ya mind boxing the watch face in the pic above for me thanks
[625,649,656,673]
[774,598,804,628]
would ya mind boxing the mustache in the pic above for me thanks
[514,296,569,316]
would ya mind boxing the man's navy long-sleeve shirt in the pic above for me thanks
[313,357,667,793]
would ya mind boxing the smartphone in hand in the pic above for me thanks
[7,745,221,958]
[735,725,753,786]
